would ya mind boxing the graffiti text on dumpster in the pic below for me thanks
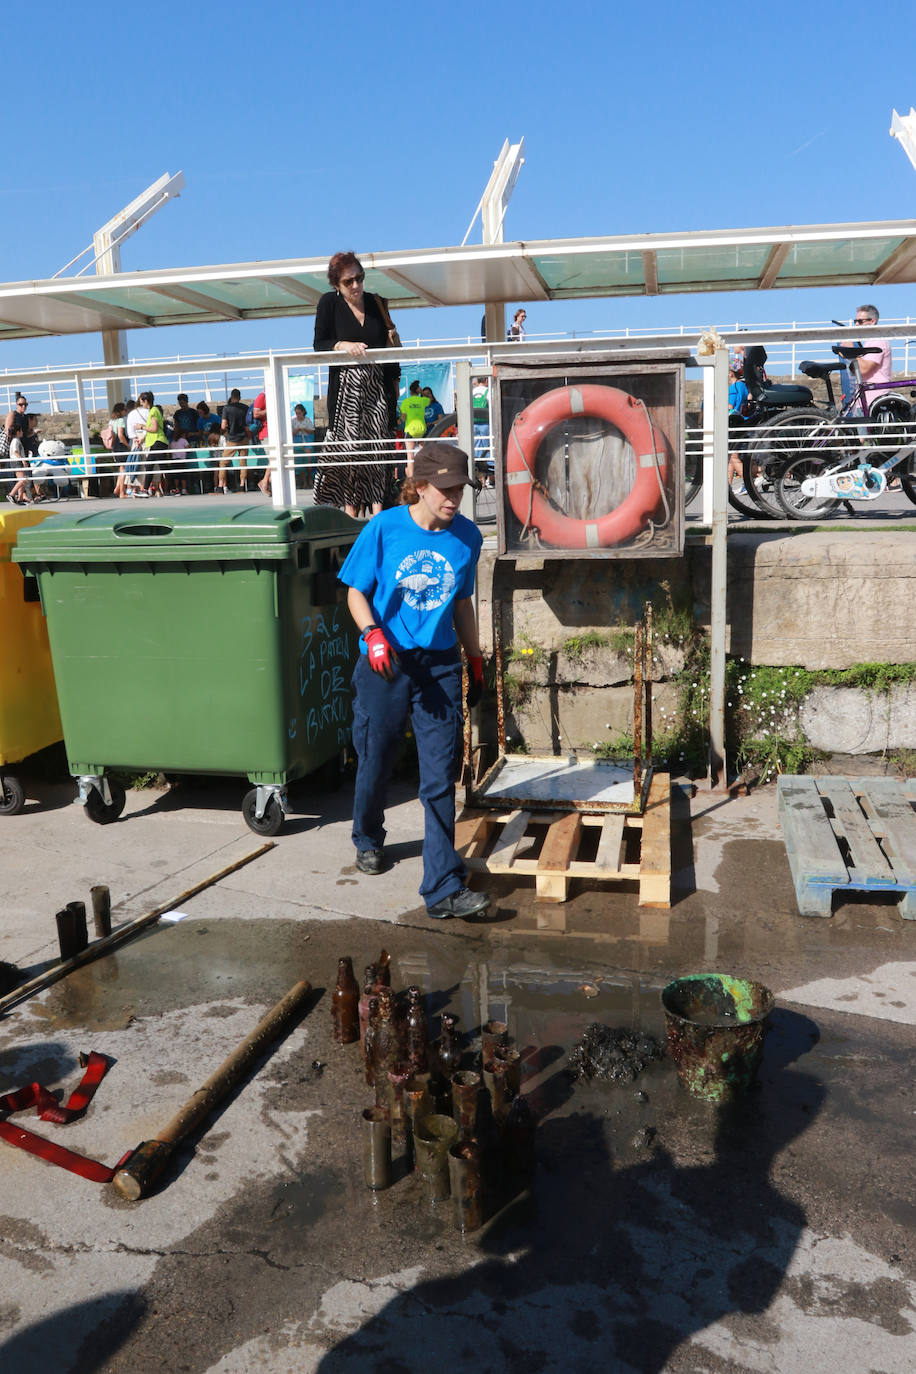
[295,609,351,743]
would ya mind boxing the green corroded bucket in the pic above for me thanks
[661,974,774,1103]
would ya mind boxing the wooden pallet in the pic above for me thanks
[777,774,916,919]
[456,772,670,927]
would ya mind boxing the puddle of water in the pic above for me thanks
[29,918,317,1032]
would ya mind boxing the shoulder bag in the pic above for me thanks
[375,294,402,349]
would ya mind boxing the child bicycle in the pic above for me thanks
[740,344,916,518]
[772,344,916,518]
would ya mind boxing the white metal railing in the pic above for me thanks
[6,315,916,414]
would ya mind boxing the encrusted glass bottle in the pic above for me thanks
[406,986,429,1074]
[331,957,359,1044]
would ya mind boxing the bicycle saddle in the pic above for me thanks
[799,360,846,380]
[833,344,882,359]
[743,346,813,405]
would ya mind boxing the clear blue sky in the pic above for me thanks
[5,0,914,370]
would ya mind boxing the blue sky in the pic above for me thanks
[4,0,915,370]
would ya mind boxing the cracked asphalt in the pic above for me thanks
[0,765,914,1373]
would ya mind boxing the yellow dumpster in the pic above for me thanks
[0,508,62,814]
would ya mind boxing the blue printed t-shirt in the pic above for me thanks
[728,379,748,415]
[339,505,482,654]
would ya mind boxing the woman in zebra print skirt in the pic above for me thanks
[313,251,400,519]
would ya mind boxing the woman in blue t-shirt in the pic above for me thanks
[422,386,445,430]
[339,443,488,920]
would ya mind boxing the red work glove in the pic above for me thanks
[363,626,396,681]
[466,655,484,710]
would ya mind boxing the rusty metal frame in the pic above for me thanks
[465,602,655,817]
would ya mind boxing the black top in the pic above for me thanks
[314,291,400,428]
[173,405,199,434]
[222,400,249,442]
[7,409,28,440]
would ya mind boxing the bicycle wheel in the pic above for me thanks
[741,409,829,518]
[684,443,703,507]
[776,453,844,519]
[726,473,762,519]
[899,445,916,506]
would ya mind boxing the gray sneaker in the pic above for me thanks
[356,848,385,876]
[426,886,490,919]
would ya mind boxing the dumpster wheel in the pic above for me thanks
[242,787,285,837]
[84,778,127,825]
[0,775,25,817]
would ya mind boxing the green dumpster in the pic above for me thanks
[13,504,361,834]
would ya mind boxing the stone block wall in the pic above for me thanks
[476,530,916,757]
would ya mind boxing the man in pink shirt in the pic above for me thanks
[854,304,892,410]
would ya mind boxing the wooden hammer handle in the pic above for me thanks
[113,978,312,1201]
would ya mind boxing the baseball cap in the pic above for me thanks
[412,442,480,489]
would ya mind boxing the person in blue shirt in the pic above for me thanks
[338,443,488,920]
[195,401,222,435]
[727,366,750,491]
[422,386,444,430]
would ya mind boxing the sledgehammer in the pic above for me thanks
[113,978,313,1201]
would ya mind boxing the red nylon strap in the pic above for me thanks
[0,1051,120,1183]
[0,1122,118,1183]
[39,1050,110,1124]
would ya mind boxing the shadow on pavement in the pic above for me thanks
[318,1010,823,1373]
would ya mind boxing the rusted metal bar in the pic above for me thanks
[644,603,654,771]
[494,587,507,758]
[633,616,644,804]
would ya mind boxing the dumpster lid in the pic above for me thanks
[12,503,361,563]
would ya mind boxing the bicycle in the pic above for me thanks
[763,346,916,518]
[718,343,832,520]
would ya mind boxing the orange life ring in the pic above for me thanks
[505,384,669,548]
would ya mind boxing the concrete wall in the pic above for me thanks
[476,530,916,755]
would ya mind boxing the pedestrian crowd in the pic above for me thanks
[1,387,302,503]
[108,389,277,500]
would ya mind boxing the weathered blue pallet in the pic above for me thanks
[777,775,916,919]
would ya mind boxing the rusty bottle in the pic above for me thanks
[404,1073,434,1169]
[414,1113,459,1202]
[362,1106,392,1190]
[481,1019,509,1072]
[386,1062,411,1147]
[436,1012,462,1077]
[486,1048,521,1124]
[331,957,360,1044]
[393,990,409,1060]
[364,997,380,1087]
[448,1139,483,1233]
[406,986,429,1073]
[372,987,399,1086]
[451,1070,481,1140]
[375,949,392,990]
[358,965,377,1051]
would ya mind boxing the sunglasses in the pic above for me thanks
[854,317,874,325]
[340,272,365,286]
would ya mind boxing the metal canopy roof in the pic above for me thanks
[2,218,916,342]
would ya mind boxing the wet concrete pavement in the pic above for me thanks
[0,767,914,1372]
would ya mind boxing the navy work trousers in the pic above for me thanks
[350,647,465,909]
